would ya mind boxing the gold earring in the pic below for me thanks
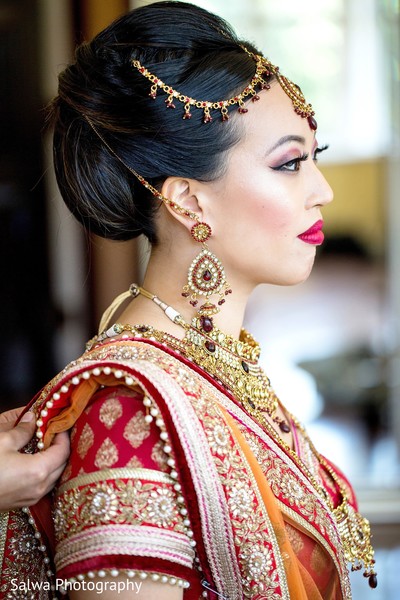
[181,221,232,317]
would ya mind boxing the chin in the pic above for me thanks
[275,259,316,287]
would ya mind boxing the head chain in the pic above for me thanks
[132,46,317,130]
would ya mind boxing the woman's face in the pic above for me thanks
[202,83,334,290]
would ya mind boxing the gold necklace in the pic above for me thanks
[89,284,289,431]
[89,284,377,588]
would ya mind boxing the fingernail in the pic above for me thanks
[20,411,34,422]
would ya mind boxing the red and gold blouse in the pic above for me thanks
[0,336,374,599]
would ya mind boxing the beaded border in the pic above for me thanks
[60,569,190,592]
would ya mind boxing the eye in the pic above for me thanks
[272,153,309,172]
[313,144,329,162]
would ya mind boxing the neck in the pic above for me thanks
[117,248,253,340]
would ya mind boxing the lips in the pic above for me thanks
[298,219,324,245]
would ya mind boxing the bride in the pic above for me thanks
[0,2,376,599]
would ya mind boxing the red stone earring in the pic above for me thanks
[83,118,233,316]
[181,221,232,317]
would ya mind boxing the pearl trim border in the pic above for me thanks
[62,569,190,589]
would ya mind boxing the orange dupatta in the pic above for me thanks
[222,406,324,600]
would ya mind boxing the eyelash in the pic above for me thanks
[273,144,329,173]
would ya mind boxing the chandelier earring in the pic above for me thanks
[182,220,232,318]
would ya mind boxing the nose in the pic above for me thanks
[307,164,334,208]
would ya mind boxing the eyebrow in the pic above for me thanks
[266,135,306,156]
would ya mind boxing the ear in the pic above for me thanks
[161,177,204,234]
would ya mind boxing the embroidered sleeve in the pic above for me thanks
[53,386,195,585]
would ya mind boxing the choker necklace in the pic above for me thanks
[89,283,291,434]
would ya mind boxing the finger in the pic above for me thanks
[0,406,25,423]
[50,431,71,461]
[5,412,36,450]
[0,406,26,432]
[34,431,70,477]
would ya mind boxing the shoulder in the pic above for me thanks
[62,384,169,481]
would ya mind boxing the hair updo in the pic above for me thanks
[49,1,262,243]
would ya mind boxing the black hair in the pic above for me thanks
[49,1,264,242]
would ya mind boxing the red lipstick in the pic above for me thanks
[298,219,324,245]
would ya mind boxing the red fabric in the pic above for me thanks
[67,386,165,477]
[56,384,204,596]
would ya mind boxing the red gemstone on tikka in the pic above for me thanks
[205,341,216,353]
[308,115,318,131]
[203,270,212,281]
[218,299,226,305]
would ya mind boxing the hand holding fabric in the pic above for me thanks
[0,408,70,511]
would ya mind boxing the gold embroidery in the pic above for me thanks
[54,477,187,543]
[320,468,338,497]
[240,425,329,530]
[146,487,178,527]
[151,440,169,471]
[123,410,151,448]
[99,396,123,429]
[58,467,174,494]
[77,422,94,459]
[1,510,52,598]
[205,418,231,456]
[165,360,286,598]
[126,455,144,468]
[227,480,255,520]
[0,512,8,589]
[311,541,330,575]
[95,437,119,468]
[284,522,304,554]
[237,421,352,598]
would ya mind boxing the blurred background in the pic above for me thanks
[0,0,399,597]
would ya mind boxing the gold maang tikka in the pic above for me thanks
[132,46,317,130]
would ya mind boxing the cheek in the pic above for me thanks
[246,189,296,238]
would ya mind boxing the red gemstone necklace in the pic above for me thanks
[92,283,291,434]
